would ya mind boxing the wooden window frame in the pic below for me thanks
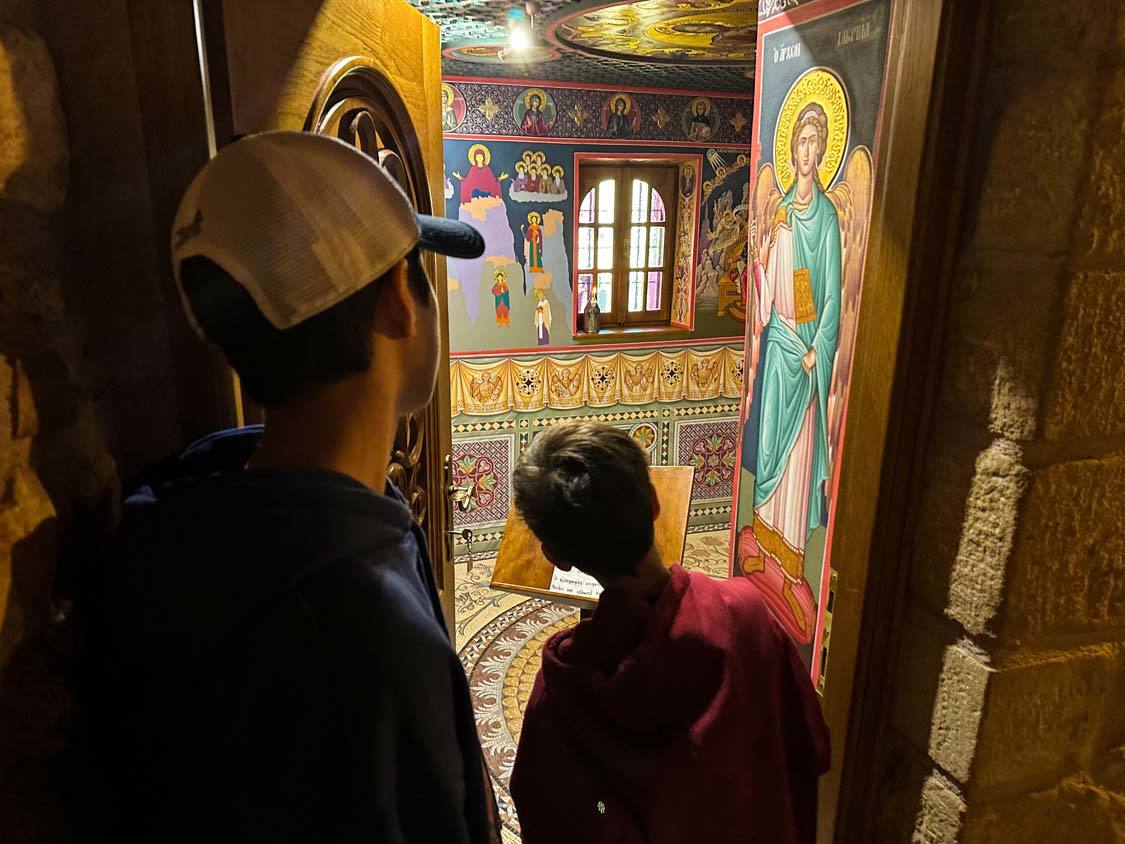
[574,157,681,330]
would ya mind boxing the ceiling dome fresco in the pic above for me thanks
[548,0,757,65]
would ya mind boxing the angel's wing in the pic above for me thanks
[744,164,782,405]
[825,146,874,470]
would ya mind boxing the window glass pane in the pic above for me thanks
[650,188,666,223]
[648,226,665,266]
[630,179,650,224]
[597,226,614,269]
[597,272,613,311]
[578,227,594,270]
[579,188,596,224]
[577,272,593,311]
[628,271,645,312]
[597,179,615,225]
[647,271,663,310]
[629,226,647,269]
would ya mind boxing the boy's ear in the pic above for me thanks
[374,258,416,339]
[541,543,571,572]
[651,483,662,521]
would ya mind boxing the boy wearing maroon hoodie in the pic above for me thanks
[509,422,830,844]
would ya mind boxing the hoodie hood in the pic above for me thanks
[541,566,726,742]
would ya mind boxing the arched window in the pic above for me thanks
[577,163,678,327]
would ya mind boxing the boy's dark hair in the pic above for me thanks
[512,421,654,579]
[180,250,427,407]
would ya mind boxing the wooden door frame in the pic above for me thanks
[821,0,993,840]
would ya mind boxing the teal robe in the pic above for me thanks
[753,183,841,537]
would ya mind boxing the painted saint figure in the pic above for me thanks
[523,212,544,273]
[534,289,552,346]
[451,144,508,203]
[521,93,550,137]
[607,97,632,139]
[746,102,841,635]
[688,99,715,142]
[491,268,511,328]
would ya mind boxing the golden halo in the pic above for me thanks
[523,88,550,109]
[689,96,713,115]
[607,92,633,113]
[468,143,491,166]
[532,151,546,164]
[440,82,455,104]
[773,67,849,194]
[527,211,542,224]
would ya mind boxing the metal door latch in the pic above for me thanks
[448,527,475,570]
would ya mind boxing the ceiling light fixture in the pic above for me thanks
[501,2,537,61]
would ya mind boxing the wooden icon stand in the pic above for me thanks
[490,465,695,610]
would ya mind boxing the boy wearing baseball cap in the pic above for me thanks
[74,133,497,842]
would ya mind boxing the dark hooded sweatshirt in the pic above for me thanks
[73,427,495,844]
[510,565,830,844]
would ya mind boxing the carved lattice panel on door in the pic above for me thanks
[305,58,452,593]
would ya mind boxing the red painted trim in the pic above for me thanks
[443,75,756,101]
[445,132,751,151]
[449,336,743,359]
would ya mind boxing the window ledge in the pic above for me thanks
[572,325,691,342]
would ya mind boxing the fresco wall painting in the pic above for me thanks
[732,0,893,680]
[446,77,754,548]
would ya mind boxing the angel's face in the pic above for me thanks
[795,123,820,179]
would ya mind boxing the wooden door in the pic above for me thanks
[198,0,457,624]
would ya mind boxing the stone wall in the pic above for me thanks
[0,1,184,839]
[877,1,1125,841]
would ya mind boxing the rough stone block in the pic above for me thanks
[1003,455,1125,641]
[938,267,1065,440]
[913,771,967,844]
[0,463,58,666]
[990,0,1118,66]
[1043,273,1125,440]
[0,27,67,212]
[1075,69,1125,264]
[942,440,1030,637]
[891,607,997,786]
[0,202,68,351]
[907,423,995,622]
[973,644,1122,796]
[892,603,959,752]
[970,69,1095,256]
[960,773,1125,844]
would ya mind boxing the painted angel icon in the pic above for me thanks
[738,69,874,645]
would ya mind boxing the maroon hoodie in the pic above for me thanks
[510,565,830,844]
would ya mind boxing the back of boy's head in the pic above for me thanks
[512,421,654,579]
[180,250,426,408]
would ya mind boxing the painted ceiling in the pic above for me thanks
[409,0,757,93]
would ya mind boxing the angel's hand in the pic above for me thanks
[451,171,463,180]
[499,172,510,181]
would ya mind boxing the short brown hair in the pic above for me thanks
[512,422,654,579]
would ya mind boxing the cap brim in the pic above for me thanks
[417,214,485,259]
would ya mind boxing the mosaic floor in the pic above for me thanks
[455,528,732,843]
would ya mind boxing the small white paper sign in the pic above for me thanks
[549,566,604,600]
